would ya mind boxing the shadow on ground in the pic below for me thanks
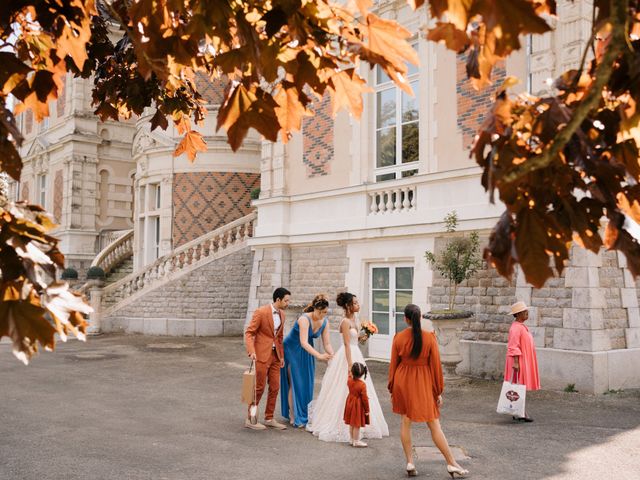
[1,335,638,480]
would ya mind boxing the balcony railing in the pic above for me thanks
[368,185,416,215]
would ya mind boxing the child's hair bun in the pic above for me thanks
[351,362,368,380]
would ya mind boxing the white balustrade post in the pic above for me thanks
[401,187,410,210]
[385,191,393,212]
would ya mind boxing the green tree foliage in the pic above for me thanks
[425,212,481,311]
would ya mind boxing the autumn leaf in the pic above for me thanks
[603,220,619,249]
[274,84,309,142]
[617,192,640,223]
[150,108,169,131]
[427,22,470,52]
[174,129,207,162]
[515,208,554,288]
[328,69,371,118]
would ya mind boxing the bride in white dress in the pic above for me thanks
[307,292,389,443]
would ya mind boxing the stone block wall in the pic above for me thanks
[429,237,640,353]
[104,247,253,335]
[247,244,348,330]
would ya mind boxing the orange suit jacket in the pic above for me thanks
[245,304,285,363]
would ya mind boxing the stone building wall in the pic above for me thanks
[104,247,253,336]
[429,237,640,352]
[247,244,349,330]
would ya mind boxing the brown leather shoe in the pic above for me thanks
[264,419,287,430]
[245,419,266,430]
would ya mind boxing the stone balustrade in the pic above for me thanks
[368,185,416,215]
[102,212,256,311]
[91,230,134,275]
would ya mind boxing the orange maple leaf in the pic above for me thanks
[328,69,372,118]
[174,129,207,162]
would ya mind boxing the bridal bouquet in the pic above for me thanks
[359,321,378,344]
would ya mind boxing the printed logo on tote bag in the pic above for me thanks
[505,390,520,402]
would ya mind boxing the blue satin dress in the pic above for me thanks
[280,314,328,427]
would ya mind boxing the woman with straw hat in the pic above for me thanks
[505,301,540,422]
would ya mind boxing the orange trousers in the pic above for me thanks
[250,349,280,420]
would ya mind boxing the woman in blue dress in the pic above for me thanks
[281,294,334,428]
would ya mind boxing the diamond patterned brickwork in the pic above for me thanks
[456,54,506,149]
[172,171,259,247]
[53,169,63,222]
[302,94,333,177]
[195,73,225,105]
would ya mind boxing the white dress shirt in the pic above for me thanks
[272,304,281,348]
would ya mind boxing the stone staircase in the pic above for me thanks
[85,213,257,336]
[105,257,133,285]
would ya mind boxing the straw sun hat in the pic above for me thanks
[510,301,528,315]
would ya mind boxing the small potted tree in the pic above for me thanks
[424,211,481,378]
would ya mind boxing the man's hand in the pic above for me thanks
[249,352,256,361]
[437,395,443,407]
[280,359,285,368]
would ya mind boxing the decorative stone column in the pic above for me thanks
[87,279,104,335]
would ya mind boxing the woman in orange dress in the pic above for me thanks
[388,304,468,478]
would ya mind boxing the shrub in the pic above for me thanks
[61,268,78,280]
[86,266,105,280]
[425,211,481,311]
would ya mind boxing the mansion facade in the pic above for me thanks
[10,0,640,394]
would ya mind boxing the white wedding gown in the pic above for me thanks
[306,325,389,442]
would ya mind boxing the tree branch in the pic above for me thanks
[499,0,629,185]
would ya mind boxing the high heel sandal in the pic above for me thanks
[447,465,469,478]
[406,463,417,477]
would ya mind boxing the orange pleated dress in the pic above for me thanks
[343,378,370,428]
[387,329,444,422]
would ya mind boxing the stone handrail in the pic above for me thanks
[102,212,257,306]
[368,184,416,215]
[91,229,134,274]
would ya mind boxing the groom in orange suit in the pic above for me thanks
[244,287,291,430]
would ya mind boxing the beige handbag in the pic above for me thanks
[241,360,256,404]
[242,360,259,424]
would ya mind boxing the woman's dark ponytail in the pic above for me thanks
[405,304,423,359]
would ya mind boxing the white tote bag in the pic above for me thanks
[496,369,526,418]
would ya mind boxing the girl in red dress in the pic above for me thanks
[343,362,370,448]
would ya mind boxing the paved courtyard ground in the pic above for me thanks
[1,334,639,480]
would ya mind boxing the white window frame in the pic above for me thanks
[37,173,47,207]
[374,44,420,183]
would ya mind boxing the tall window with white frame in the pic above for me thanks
[142,183,162,265]
[374,44,419,182]
[37,173,47,208]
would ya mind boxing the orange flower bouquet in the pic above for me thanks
[359,321,378,344]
